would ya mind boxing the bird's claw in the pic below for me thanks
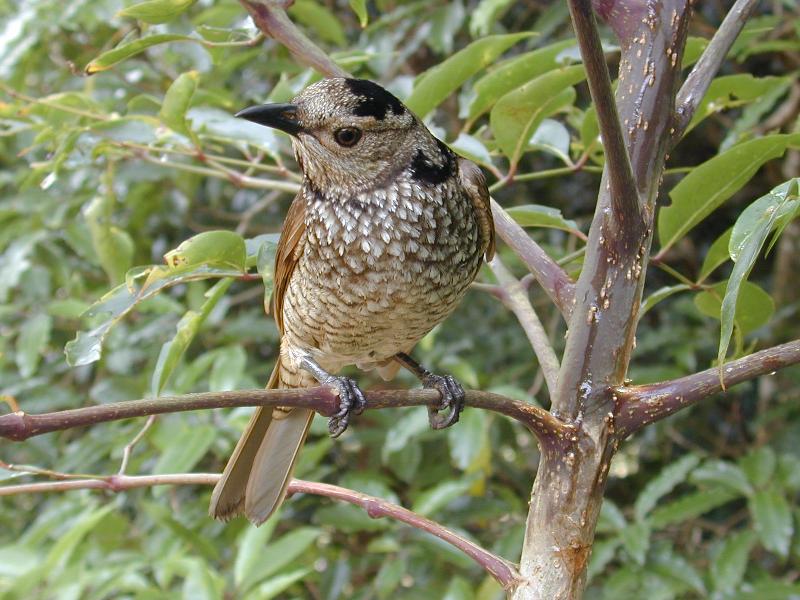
[326,376,366,438]
[423,374,464,430]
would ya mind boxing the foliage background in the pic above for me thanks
[1,0,799,598]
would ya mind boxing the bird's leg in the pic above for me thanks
[394,352,465,430]
[299,355,366,438]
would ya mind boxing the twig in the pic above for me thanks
[239,0,349,78]
[490,200,576,318]
[568,0,639,223]
[615,339,800,437]
[0,473,520,589]
[0,387,571,446]
[118,415,156,475]
[672,0,760,143]
[490,256,560,395]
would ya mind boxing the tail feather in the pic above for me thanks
[209,362,313,525]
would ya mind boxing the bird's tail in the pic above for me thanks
[209,360,314,525]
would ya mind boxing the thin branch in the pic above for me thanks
[0,473,520,589]
[118,415,155,475]
[568,0,640,222]
[491,199,576,318]
[490,256,560,395]
[0,387,571,446]
[239,0,349,78]
[615,339,800,437]
[672,0,760,142]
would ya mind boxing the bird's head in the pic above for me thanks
[236,78,429,194]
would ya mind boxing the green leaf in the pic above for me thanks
[209,345,247,391]
[239,527,319,594]
[257,239,278,311]
[412,479,472,516]
[658,133,800,252]
[245,568,311,600]
[711,531,756,595]
[159,71,199,136]
[15,313,52,377]
[739,446,777,489]
[348,0,368,27]
[165,230,247,272]
[151,278,233,396]
[288,0,346,47]
[118,0,197,24]
[469,39,576,120]
[405,32,533,117]
[45,505,114,571]
[506,204,580,235]
[690,460,753,497]
[469,0,513,37]
[650,488,737,528]
[490,65,585,166]
[85,34,196,74]
[448,407,489,471]
[634,454,700,522]
[234,516,280,589]
[694,280,774,336]
[152,424,216,474]
[587,538,620,582]
[620,521,651,565]
[375,554,406,599]
[750,487,793,557]
[597,500,627,533]
[639,284,691,317]
[698,228,732,282]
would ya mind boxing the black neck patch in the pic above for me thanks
[410,139,455,185]
[345,79,405,121]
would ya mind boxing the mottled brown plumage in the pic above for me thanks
[210,78,494,525]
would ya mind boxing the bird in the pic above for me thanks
[209,77,495,525]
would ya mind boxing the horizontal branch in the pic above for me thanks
[491,200,576,318]
[615,339,800,437]
[0,473,519,589]
[0,387,572,446]
[672,0,759,143]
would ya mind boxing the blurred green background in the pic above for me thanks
[1,0,799,598]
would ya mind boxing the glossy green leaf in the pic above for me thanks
[711,531,756,595]
[507,204,580,235]
[348,0,368,26]
[490,65,584,166]
[449,133,493,167]
[690,460,753,497]
[412,479,472,516]
[469,0,513,37]
[634,454,700,522]
[246,568,311,600]
[448,407,489,471]
[84,194,134,285]
[750,487,793,557]
[165,230,247,272]
[118,0,197,24]
[739,447,777,489]
[469,39,576,120]
[288,0,347,47]
[639,284,691,317]
[658,133,800,252]
[85,34,195,74]
[650,488,737,528]
[15,313,52,377]
[209,345,247,391]
[406,32,533,117]
[529,118,571,163]
[694,280,774,337]
[159,71,199,136]
[152,424,215,474]
[239,527,319,594]
[698,228,732,282]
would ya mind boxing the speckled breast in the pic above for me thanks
[282,177,482,371]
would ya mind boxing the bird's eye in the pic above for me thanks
[334,127,362,147]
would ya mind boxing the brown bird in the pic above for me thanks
[209,78,494,525]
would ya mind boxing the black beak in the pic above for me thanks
[234,103,303,136]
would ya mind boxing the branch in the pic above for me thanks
[489,256,560,395]
[615,339,800,437]
[672,0,760,143]
[0,473,520,589]
[239,0,349,78]
[491,200,576,318]
[568,0,639,222]
[0,387,571,446]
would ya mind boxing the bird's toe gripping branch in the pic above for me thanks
[325,375,367,438]
[423,373,465,430]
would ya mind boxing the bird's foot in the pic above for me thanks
[423,373,465,430]
[325,376,366,438]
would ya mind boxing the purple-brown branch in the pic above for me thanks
[0,473,519,589]
[0,387,570,446]
[615,339,800,437]
[239,0,349,78]
[569,0,639,223]
[671,0,760,143]
[491,200,576,318]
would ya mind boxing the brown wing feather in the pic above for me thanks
[270,192,307,333]
[458,157,495,261]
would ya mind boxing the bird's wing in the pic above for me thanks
[269,191,307,334]
[458,157,495,261]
